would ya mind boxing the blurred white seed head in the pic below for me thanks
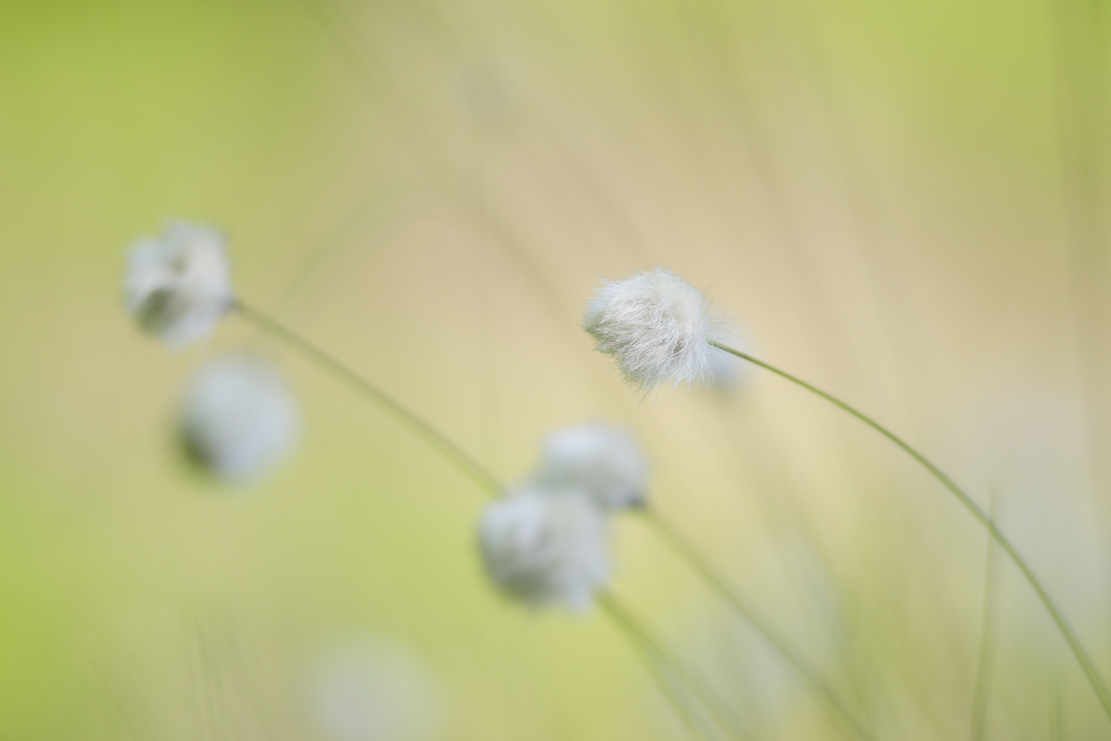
[310,638,441,741]
[537,424,649,509]
[178,354,299,483]
[584,267,717,391]
[478,486,611,611]
[124,221,235,347]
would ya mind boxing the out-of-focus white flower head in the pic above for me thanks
[478,485,611,612]
[536,424,649,509]
[124,221,236,347]
[584,267,717,392]
[178,354,299,483]
[310,638,441,741]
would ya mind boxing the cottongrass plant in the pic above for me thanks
[119,227,894,740]
[123,231,745,741]
[584,268,1111,723]
[126,223,1111,736]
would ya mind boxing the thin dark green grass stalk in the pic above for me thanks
[643,510,874,741]
[235,302,726,738]
[970,493,1000,741]
[711,340,1111,722]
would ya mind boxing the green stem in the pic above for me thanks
[599,592,749,741]
[711,339,1111,721]
[644,511,873,741]
[235,301,502,497]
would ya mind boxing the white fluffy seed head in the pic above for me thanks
[478,486,611,612]
[536,424,649,509]
[124,221,235,347]
[584,267,716,392]
[178,354,300,483]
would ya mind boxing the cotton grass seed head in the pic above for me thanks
[537,424,649,509]
[124,221,236,347]
[178,354,300,483]
[584,267,716,391]
[478,486,611,612]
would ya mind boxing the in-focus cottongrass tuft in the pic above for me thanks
[178,354,300,483]
[536,424,649,509]
[124,221,236,347]
[478,485,611,611]
[584,267,716,391]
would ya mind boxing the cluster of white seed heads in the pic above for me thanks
[478,266,726,610]
[477,424,649,611]
[124,221,299,482]
[124,231,729,612]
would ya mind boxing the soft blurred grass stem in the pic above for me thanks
[599,592,749,741]
[235,301,502,496]
[710,340,1111,723]
[643,511,874,741]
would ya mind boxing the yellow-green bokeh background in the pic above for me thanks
[2,0,1110,738]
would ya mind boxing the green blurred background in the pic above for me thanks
[2,0,1110,738]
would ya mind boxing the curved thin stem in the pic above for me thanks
[599,593,749,741]
[643,510,874,741]
[235,301,502,497]
[711,340,1111,721]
